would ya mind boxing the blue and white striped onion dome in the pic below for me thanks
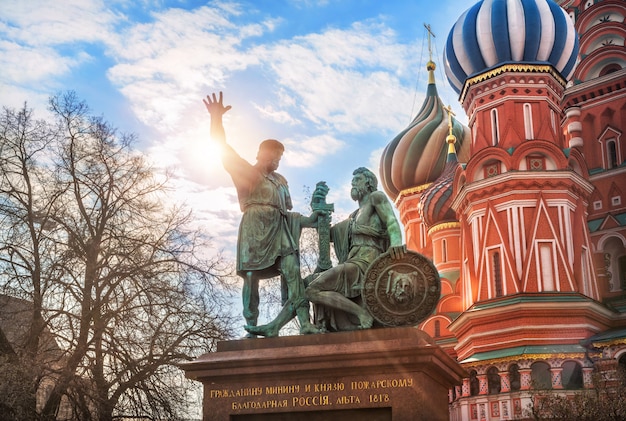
[444,0,579,95]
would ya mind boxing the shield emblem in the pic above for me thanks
[363,250,441,326]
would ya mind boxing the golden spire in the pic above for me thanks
[424,23,436,84]
[443,104,457,154]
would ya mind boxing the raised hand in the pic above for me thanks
[203,91,232,117]
[203,91,231,144]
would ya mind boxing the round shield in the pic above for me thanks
[363,250,441,326]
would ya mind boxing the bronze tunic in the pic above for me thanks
[222,145,300,278]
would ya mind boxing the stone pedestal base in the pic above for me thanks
[182,327,465,421]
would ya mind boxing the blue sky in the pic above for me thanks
[1,0,470,263]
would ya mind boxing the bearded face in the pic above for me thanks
[386,270,417,307]
[392,277,412,304]
[350,185,368,201]
[350,174,370,201]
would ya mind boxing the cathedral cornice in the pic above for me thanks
[460,64,567,104]
[395,183,432,205]
[452,171,595,212]
[427,222,461,236]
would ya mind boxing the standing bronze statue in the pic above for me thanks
[203,92,319,337]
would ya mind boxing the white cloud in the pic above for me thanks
[0,0,115,108]
[104,5,265,131]
[252,102,300,125]
[282,133,345,168]
[0,0,118,46]
[256,21,419,135]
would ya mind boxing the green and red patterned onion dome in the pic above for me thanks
[379,62,470,199]
[444,0,580,94]
[418,139,460,230]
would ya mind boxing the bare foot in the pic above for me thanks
[358,311,374,329]
[245,324,279,338]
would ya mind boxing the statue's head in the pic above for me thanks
[351,167,377,201]
[257,139,284,171]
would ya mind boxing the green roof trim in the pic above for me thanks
[588,218,603,232]
[582,327,626,345]
[589,167,604,175]
[461,344,587,364]
[589,213,626,233]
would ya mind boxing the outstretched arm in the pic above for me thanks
[203,91,232,145]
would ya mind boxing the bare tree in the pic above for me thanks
[526,367,626,421]
[0,93,234,421]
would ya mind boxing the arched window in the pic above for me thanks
[561,361,583,389]
[599,64,622,77]
[434,320,441,338]
[531,361,552,389]
[491,108,499,146]
[509,364,521,391]
[607,139,618,169]
[602,237,626,292]
[442,239,447,263]
[524,103,534,140]
[487,367,501,394]
[470,370,480,396]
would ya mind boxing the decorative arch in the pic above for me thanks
[565,145,591,178]
[578,2,625,33]
[574,50,626,82]
[487,366,501,394]
[469,370,480,396]
[511,139,569,171]
[600,63,623,76]
[464,147,512,183]
[561,360,584,389]
[597,234,626,291]
[452,165,467,199]
[508,364,521,392]
[531,361,552,389]
[438,293,462,313]
[597,232,626,251]
[420,315,454,339]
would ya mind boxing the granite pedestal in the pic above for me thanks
[182,327,465,421]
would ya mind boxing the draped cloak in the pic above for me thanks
[222,145,301,279]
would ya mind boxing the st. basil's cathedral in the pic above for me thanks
[379,0,626,419]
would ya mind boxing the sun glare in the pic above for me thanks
[185,134,225,178]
